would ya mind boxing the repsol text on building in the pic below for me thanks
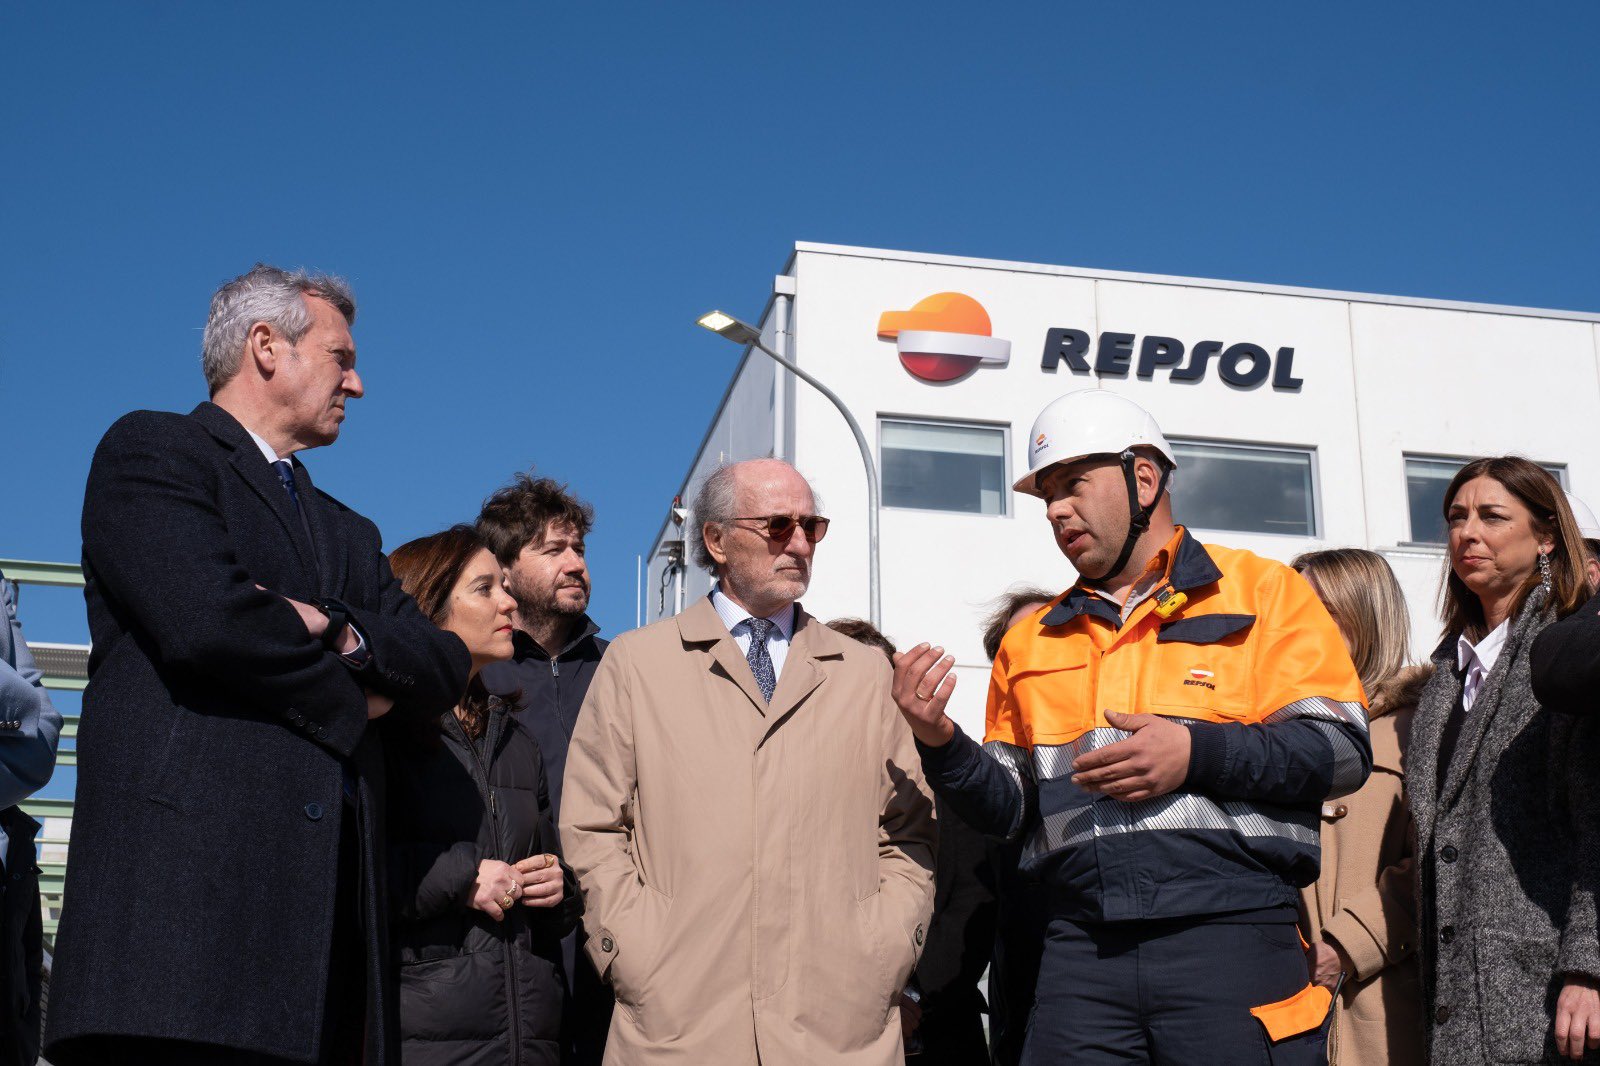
[1042,328,1305,391]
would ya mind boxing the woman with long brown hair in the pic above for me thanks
[1292,548,1426,1066]
[386,525,580,1066]
[1406,457,1600,1064]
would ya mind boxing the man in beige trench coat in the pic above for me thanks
[561,459,937,1065]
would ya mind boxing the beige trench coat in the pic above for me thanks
[560,598,937,1066]
[1301,665,1430,1066]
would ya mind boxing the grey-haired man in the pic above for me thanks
[45,265,469,1065]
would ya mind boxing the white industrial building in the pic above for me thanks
[644,242,1600,739]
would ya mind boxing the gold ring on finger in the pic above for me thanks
[500,893,516,909]
[916,692,929,701]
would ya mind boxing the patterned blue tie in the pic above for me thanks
[746,617,777,702]
[272,460,302,515]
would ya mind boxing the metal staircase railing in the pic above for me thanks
[3,557,86,947]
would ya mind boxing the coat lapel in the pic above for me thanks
[677,598,769,715]
[1406,646,1458,845]
[758,611,841,748]
[192,403,319,578]
[1436,589,1551,814]
[294,462,344,592]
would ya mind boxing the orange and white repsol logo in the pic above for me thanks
[1184,665,1216,691]
[877,293,1011,382]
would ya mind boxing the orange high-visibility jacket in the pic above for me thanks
[922,527,1370,922]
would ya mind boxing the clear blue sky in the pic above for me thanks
[4,3,1598,794]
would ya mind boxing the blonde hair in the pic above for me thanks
[1291,548,1411,694]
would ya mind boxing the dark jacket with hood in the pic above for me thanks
[481,620,608,819]
[387,699,581,1066]
[481,619,612,1064]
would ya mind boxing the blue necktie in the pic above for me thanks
[746,617,777,702]
[272,460,302,515]
[273,458,318,553]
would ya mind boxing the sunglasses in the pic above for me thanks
[731,514,831,543]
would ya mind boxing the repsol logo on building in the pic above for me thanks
[1041,329,1304,391]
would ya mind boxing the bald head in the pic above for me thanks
[692,459,823,616]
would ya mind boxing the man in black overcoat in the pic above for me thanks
[44,265,471,1065]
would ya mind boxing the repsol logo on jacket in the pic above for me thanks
[1041,328,1305,391]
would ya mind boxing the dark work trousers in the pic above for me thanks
[1022,916,1328,1066]
[987,839,1047,1066]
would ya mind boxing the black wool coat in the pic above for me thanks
[45,402,470,1065]
[386,702,580,1066]
[1530,588,1600,715]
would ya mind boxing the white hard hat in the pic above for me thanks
[1014,389,1176,498]
[1567,492,1600,540]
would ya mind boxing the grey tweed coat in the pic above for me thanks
[1407,588,1600,1065]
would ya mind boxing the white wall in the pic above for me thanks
[646,245,1600,739]
[643,339,779,625]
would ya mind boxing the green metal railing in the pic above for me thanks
[3,557,85,945]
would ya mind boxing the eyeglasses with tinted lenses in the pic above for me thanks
[732,515,830,543]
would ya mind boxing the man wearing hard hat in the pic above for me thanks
[893,389,1371,1064]
[1565,492,1600,591]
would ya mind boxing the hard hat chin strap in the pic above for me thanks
[1083,449,1171,586]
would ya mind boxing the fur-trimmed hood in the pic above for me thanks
[1367,663,1434,720]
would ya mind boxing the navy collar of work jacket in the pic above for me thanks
[1040,526,1223,630]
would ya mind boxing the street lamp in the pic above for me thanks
[696,309,882,629]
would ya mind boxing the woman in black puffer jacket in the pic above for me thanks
[386,526,581,1066]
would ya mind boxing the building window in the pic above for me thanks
[1405,455,1569,544]
[1169,440,1317,537]
[881,419,1007,515]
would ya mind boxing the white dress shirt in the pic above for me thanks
[245,427,283,465]
[711,586,798,682]
[1457,619,1510,712]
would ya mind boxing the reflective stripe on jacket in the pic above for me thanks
[922,527,1371,923]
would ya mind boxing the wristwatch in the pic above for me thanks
[316,597,352,650]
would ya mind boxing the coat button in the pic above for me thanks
[601,936,614,952]
[1435,1005,1452,1024]
[1440,925,1456,945]
[304,803,324,821]
[1441,845,1458,863]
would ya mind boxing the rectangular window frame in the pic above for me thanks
[1402,452,1569,546]
[1166,436,1322,540]
[877,414,1012,518]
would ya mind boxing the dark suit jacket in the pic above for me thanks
[45,402,469,1064]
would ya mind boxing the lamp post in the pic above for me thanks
[697,310,882,629]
